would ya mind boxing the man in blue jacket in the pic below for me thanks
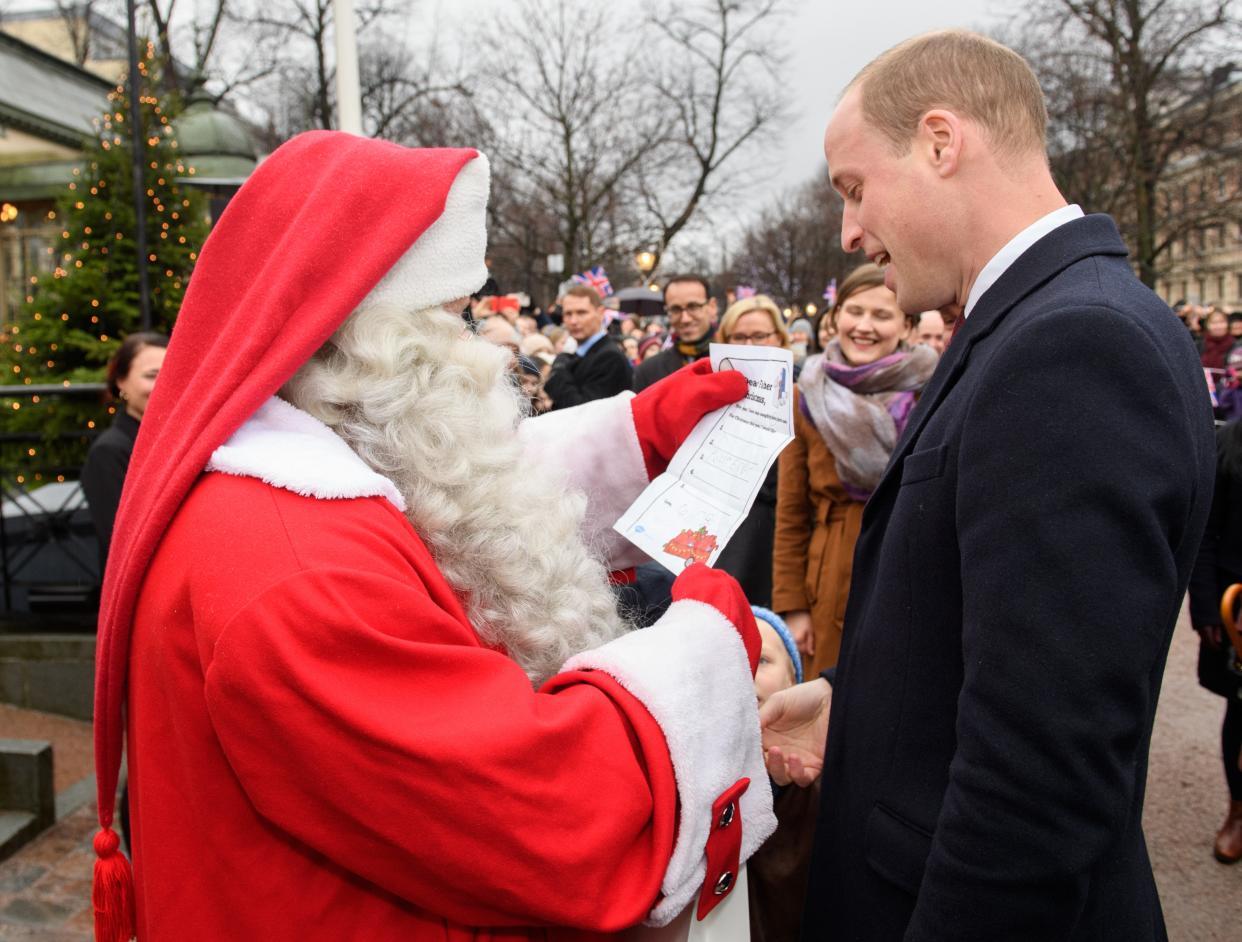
[761,29,1215,941]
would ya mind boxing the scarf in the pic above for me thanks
[676,330,714,362]
[798,341,939,501]
[1202,333,1234,370]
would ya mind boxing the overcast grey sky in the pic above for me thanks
[776,0,1004,190]
[420,0,1006,205]
[6,0,1006,206]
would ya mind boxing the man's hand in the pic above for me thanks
[629,360,747,478]
[760,677,830,787]
[784,610,815,656]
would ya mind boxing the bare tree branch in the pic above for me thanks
[1003,0,1240,288]
[475,0,662,282]
[639,0,791,272]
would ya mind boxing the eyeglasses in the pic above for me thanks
[728,331,777,344]
[666,301,708,318]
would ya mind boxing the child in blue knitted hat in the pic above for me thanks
[751,606,803,707]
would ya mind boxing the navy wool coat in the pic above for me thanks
[544,334,633,409]
[803,214,1215,941]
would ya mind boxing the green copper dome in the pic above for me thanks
[173,96,257,184]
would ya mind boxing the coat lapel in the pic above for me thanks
[862,214,1130,520]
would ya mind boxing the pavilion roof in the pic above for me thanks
[0,31,111,149]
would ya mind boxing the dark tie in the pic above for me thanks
[944,313,966,348]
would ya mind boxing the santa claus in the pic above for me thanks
[91,132,775,941]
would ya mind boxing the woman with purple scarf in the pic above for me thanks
[772,263,939,677]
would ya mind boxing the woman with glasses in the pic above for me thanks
[772,263,938,676]
[719,295,790,352]
[712,295,790,608]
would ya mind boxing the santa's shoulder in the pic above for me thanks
[154,473,441,615]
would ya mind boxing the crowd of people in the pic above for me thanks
[77,27,1241,942]
[1176,301,1242,420]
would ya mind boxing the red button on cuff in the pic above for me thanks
[696,778,750,920]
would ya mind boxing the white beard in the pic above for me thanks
[280,302,630,686]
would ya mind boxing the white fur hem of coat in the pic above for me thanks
[563,599,777,925]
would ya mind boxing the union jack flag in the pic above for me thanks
[823,278,837,306]
[1205,367,1222,407]
[735,285,757,300]
[572,266,612,298]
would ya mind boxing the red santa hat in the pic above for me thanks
[90,130,490,941]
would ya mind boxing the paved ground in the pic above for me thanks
[0,608,1238,939]
[0,803,96,940]
[1143,609,1239,940]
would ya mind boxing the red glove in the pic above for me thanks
[672,563,760,676]
[630,360,748,478]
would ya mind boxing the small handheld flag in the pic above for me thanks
[572,266,613,299]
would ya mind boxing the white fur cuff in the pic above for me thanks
[564,599,776,925]
[518,392,650,570]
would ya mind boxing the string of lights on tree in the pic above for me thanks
[1,41,210,480]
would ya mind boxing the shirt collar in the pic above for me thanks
[964,204,1084,319]
[576,329,608,356]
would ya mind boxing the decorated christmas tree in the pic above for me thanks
[1,43,210,478]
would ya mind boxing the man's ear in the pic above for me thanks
[919,109,962,178]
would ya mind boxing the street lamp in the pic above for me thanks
[635,250,656,287]
[332,0,363,134]
[124,0,151,329]
[806,303,818,316]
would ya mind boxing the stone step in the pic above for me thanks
[0,809,38,861]
[0,634,95,720]
[0,740,54,864]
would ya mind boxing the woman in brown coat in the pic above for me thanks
[772,264,938,676]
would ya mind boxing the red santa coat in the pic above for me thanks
[126,392,774,939]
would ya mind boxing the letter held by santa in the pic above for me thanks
[90,132,776,941]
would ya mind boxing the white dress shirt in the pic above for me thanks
[963,204,1084,319]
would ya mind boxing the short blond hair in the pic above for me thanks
[562,284,603,307]
[718,295,788,346]
[850,30,1047,160]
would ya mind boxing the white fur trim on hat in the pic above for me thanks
[360,153,491,313]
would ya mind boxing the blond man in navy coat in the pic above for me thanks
[762,30,1215,942]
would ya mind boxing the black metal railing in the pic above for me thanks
[0,383,109,616]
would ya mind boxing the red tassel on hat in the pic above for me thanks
[93,827,135,942]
